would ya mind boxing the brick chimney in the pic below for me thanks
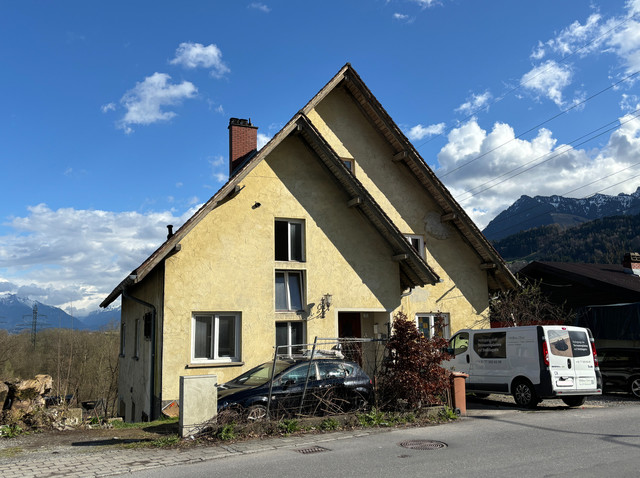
[622,252,640,276]
[228,118,258,175]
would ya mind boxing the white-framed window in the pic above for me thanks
[276,321,305,357]
[275,219,305,262]
[120,322,126,357]
[192,313,241,363]
[405,234,425,259]
[134,318,140,359]
[416,313,450,339]
[275,270,304,311]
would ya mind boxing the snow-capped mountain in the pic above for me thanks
[483,187,640,241]
[0,294,120,332]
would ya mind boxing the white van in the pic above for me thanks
[443,325,602,407]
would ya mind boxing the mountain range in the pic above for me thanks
[0,294,120,333]
[483,187,640,241]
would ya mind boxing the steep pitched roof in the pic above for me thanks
[101,63,517,307]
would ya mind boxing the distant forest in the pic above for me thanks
[492,213,640,263]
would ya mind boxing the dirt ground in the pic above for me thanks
[0,421,179,457]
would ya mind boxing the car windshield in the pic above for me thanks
[228,361,293,387]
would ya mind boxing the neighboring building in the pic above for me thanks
[519,254,640,348]
[100,63,518,422]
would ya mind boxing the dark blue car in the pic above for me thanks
[217,359,373,420]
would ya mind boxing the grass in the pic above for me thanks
[110,416,178,430]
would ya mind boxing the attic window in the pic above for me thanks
[341,158,354,172]
[405,234,425,259]
[275,219,305,261]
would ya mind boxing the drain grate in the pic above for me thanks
[399,440,447,450]
[294,446,330,454]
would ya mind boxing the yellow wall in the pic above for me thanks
[160,135,405,401]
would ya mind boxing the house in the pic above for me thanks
[100,63,518,422]
[519,254,640,348]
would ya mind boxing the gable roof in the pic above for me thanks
[101,63,517,308]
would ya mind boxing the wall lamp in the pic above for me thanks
[320,293,333,318]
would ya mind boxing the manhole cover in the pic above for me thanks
[399,440,447,450]
[294,446,330,454]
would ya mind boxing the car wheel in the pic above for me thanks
[512,380,538,408]
[561,396,586,407]
[246,404,268,421]
[629,377,640,399]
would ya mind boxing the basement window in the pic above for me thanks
[192,313,241,363]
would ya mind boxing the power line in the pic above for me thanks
[456,108,640,203]
[443,70,640,181]
[413,13,634,151]
[481,170,640,239]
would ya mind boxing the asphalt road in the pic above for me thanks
[126,405,640,478]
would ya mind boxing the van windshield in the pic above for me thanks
[547,329,590,358]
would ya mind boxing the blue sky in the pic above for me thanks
[2,0,640,314]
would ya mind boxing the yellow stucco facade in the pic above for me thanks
[111,65,514,422]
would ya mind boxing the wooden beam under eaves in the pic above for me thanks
[441,212,457,222]
[393,253,408,262]
[393,151,408,162]
[347,197,363,208]
[480,262,497,270]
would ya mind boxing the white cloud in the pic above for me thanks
[520,60,572,106]
[0,204,199,315]
[101,102,116,113]
[249,2,271,13]
[117,73,197,133]
[456,91,492,115]
[410,0,438,8]
[393,13,412,22]
[257,133,271,149]
[170,42,230,78]
[406,122,446,141]
[436,116,640,228]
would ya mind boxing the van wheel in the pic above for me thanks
[562,396,586,407]
[512,380,538,408]
[629,377,640,399]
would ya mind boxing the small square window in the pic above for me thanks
[405,234,425,259]
[275,271,304,311]
[341,158,354,172]
[192,313,241,363]
[275,219,304,261]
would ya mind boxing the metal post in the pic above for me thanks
[298,337,318,416]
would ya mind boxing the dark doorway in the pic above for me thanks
[338,312,362,337]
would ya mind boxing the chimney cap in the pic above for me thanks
[229,117,256,128]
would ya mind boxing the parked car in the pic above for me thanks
[216,358,373,420]
[598,348,640,398]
